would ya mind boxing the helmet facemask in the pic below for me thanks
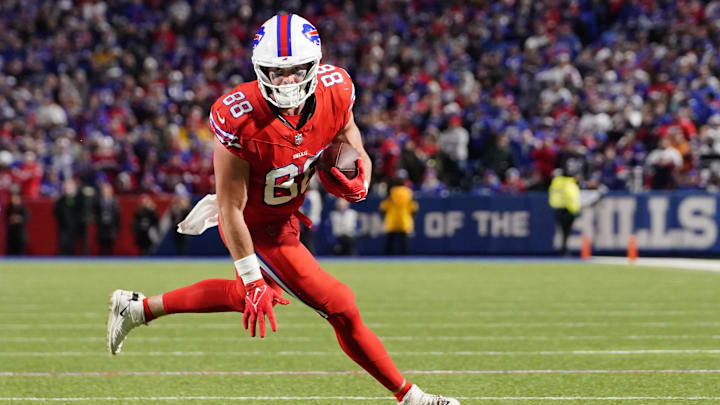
[254,60,320,109]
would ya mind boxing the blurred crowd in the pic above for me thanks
[2,0,720,204]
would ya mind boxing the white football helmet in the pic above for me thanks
[251,14,322,109]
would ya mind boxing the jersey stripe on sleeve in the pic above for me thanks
[209,113,242,150]
[349,81,356,112]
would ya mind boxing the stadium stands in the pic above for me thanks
[1,0,720,202]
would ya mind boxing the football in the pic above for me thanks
[317,142,360,179]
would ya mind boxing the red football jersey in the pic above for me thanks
[209,64,355,222]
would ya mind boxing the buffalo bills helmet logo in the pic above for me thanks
[253,26,265,49]
[302,24,320,46]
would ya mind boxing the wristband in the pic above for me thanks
[234,254,262,284]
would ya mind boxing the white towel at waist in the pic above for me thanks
[177,194,219,235]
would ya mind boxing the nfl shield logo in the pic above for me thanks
[294,133,303,145]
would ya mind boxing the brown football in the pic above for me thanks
[317,142,360,179]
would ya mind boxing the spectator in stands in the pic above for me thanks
[646,138,684,190]
[530,137,557,189]
[329,198,358,256]
[14,151,42,199]
[419,167,448,197]
[5,191,28,255]
[704,114,720,154]
[482,134,515,182]
[94,182,120,256]
[501,167,526,194]
[132,195,159,256]
[399,141,427,188]
[471,169,502,196]
[380,179,418,255]
[437,116,469,188]
[0,150,13,205]
[40,171,63,198]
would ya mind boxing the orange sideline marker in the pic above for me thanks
[627,235,638,263]
[580,235,591,259]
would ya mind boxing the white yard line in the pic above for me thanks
[0,336,313,343]
[2,369,720,377]
[1,309,716,317]
[3,334,720,343]
[1,349,720,357]
[4,320,720,330]
[5,302,720,311]
[2,396,720,401]
[591,256,720,273]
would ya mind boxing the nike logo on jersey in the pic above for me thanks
[119,305,129,317]
[216,110,226,124]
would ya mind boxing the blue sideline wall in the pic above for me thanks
[154,192,720,256]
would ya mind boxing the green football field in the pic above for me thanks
[1,258,720,404]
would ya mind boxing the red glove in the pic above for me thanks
[318,158,368,202]
[242,279,290,338]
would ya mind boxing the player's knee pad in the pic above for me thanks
[323,281,358,320]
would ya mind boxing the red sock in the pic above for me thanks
[162,279,245,314]
[394,381,412,402]
[327,310,406,393]
[142,298,156,322]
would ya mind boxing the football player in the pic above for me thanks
[107,13,459,405]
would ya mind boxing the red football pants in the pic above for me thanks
[163,215,405,392]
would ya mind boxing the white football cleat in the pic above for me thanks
[107,289,146,355]
[399,385,460,405]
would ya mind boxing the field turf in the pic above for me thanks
[1,258,720,404]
